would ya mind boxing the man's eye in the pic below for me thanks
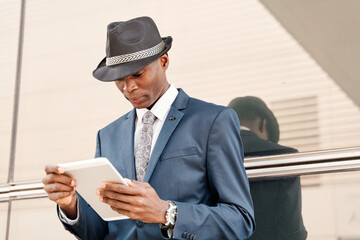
[133,72,143,77]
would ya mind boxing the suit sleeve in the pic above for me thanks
[59,130,109,239]
[172,108,255,240]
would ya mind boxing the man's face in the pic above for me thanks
[115,55,169,109]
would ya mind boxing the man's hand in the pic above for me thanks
[97,179,169,224]
[42,165,78,219]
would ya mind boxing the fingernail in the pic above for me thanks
[71,180,76,186]
[58,167,65,173]
[99,196,103,202]
[96,190,100,196]
[102,183,106,188]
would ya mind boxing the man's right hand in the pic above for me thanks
[43,164,78,219]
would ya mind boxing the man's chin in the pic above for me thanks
[127,97,146,109]
[130,101,149,109]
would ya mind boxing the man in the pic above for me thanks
[43,17,255,240]
[228,96,307,240]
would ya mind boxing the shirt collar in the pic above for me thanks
[240,126,251,131]
[136,84,179,122]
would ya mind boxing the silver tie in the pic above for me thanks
[135,111,157,181]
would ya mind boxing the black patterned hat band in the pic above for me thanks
[106,41,165,66]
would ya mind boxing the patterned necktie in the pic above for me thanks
[135,111,157,181]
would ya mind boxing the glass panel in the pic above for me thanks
[301,171,360,240]
[8,198,74,239]
[0,0,21,183]
[14,0,360,181]
[2,0,358,238]
[249,176,307,240]
[0,202,8,240]
[249,171,360,240]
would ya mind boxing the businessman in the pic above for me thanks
[43,17,255,240]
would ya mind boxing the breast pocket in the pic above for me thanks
[160,147,199,161]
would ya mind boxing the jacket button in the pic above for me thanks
[182,232,188,238]
[135,220,144,228]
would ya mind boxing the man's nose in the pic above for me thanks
[123,78,138,93]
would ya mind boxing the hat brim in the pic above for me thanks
[92,36,172,82]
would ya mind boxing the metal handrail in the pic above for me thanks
[1,147,360,202]
[244,147,360,178]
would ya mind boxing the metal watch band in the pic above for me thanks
[160,200,177,229]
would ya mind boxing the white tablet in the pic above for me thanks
[59,157,129,221]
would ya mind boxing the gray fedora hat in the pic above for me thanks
[93,16,172,81]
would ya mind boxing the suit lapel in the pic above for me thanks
[121,109,136,179]
[143,106,184,182]
[143,89,189,182]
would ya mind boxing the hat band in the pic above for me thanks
[106,41,165,66]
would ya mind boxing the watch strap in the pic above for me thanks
[160,200,177,229]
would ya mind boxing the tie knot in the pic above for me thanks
[143,111,157,125]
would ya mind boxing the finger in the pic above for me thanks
[43,173,76,186]
[97,189,121,200]
[103,180,130,187]
[44,183,74,194]
[100,196,134,212]
[47,191,72,201]
[98,189,140,204]
[124,178,132,186]
[102,182,138,195]
[110,206,132,218]
[125,179,149,188]
[43,173,75,186]
[44,164,65,174]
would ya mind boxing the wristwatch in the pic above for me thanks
[160,200,177,229]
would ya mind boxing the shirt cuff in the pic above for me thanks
[58,201,79,225]
[167,228,174,238]
[160,227,174,239]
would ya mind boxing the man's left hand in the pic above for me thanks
[97,179,169,224]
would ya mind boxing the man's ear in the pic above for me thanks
[158,53,169,71]
[261,118,269,141]
[259,118,265,132]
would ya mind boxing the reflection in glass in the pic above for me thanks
[229,96,298,157]
[229,96,307,239]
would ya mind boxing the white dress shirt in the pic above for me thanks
[240,126,251,131]
[134,84,179,157]
[59,84,179,224]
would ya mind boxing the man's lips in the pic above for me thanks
[129,96,143,103]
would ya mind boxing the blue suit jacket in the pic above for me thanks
[61,89,255,240]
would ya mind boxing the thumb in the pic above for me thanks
[124,178,144,187]
[124,178,134,186]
